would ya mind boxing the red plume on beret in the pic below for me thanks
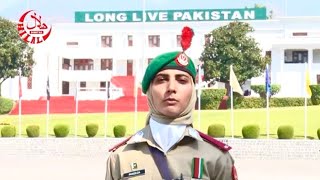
[180,26,194,51]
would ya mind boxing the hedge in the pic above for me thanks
[1,125,16,137]
[229,97,313,109]
[26,125,40,137]
[242,124,260,139]
[86,123,99,137]
[0,97,14,114]
[113,125,126,137]
[199,89,226,110]
[53,124,70,137]
[207,124,225,138]
[277,125,294,139]
[310,85,320,105]
[251,84,281,98]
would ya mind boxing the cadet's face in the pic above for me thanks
[150,69,193,118]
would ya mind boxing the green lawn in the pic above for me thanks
[0,106,319,139]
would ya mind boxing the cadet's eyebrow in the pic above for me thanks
[155,73,169,78]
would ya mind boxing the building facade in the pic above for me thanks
[2,8,320,100]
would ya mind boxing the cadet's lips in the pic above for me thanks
[164,98,178,105]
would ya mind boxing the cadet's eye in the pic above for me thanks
[154,76,167,83]
[177,77,189,84]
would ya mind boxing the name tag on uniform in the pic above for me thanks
[123,169,145,178]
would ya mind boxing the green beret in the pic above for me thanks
[141,51,196,94]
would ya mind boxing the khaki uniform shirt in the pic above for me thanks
[106,126,235,180]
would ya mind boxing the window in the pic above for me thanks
[66,42,78,46]
[148,58,153,64]
[148,35,160,47]
[285,50,308,63]
[101,59,113,70]
[62,58,71,70]
[27,75,32,89]
[265,51,271,58]
[74,59,94,70]
[101,36,112,47]
[292,51,308,63]
[100,82,106,91]
[100,81,110,97]
[128,35,133,47]
[80,81,86,91]
[176,35,181,47]
[317,75,320,84]
[292,32,308,36]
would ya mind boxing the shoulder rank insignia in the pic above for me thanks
[196,130,231,152]
[108,136,132,152]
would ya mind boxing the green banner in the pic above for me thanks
[75,8,267,23]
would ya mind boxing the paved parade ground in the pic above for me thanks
[0,138,319,180]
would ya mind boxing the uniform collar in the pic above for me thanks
[127,125,203,147]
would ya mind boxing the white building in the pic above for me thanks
[2,8,320,100]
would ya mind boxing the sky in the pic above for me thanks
[0,0,320,23]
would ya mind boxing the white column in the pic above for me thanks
[280,48,285,73]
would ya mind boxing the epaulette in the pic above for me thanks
[108,136,132,152]
[197,130,231,152]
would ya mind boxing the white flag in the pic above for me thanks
[230,65,243,95]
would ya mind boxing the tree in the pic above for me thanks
[200,21,270,86]
[0,16,35,96]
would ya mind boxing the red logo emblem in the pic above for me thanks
[175,52,189,66]
[17,10,52,44]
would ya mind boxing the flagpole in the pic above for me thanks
[75,81,78,138]
[104,78,108,138]
[18,68,22,137]
[46,52,50,138]
[266,89,270,139]
[230,86,234,139]
[46,98,49,138]
[229,64,243,139]
[304,62,308,139]
[197,63,202,130]
[266,64,270,139]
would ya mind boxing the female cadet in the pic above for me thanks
[105,27,237,180]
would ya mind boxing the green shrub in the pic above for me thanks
[0,97,14,114]
[231,97,265,109]
[200,89,226,110]
[230,97,313,109]
[53,124,70,137]
[310,85,320,105]
[86,123,99,137]
[251,84,281,98]
[270,98,313,107]
[26,125,40,138]
[1,125,16,137]
[242,125,260,139]
[207,124,225,138]
[317,128,320,140]
[113,125,126,137]
[277,125,294,139]
[227,92,245,108]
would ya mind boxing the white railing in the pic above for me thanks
[75,87,123,100]
[60,69,112,82]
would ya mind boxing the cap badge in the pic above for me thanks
[175,52,189,66]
